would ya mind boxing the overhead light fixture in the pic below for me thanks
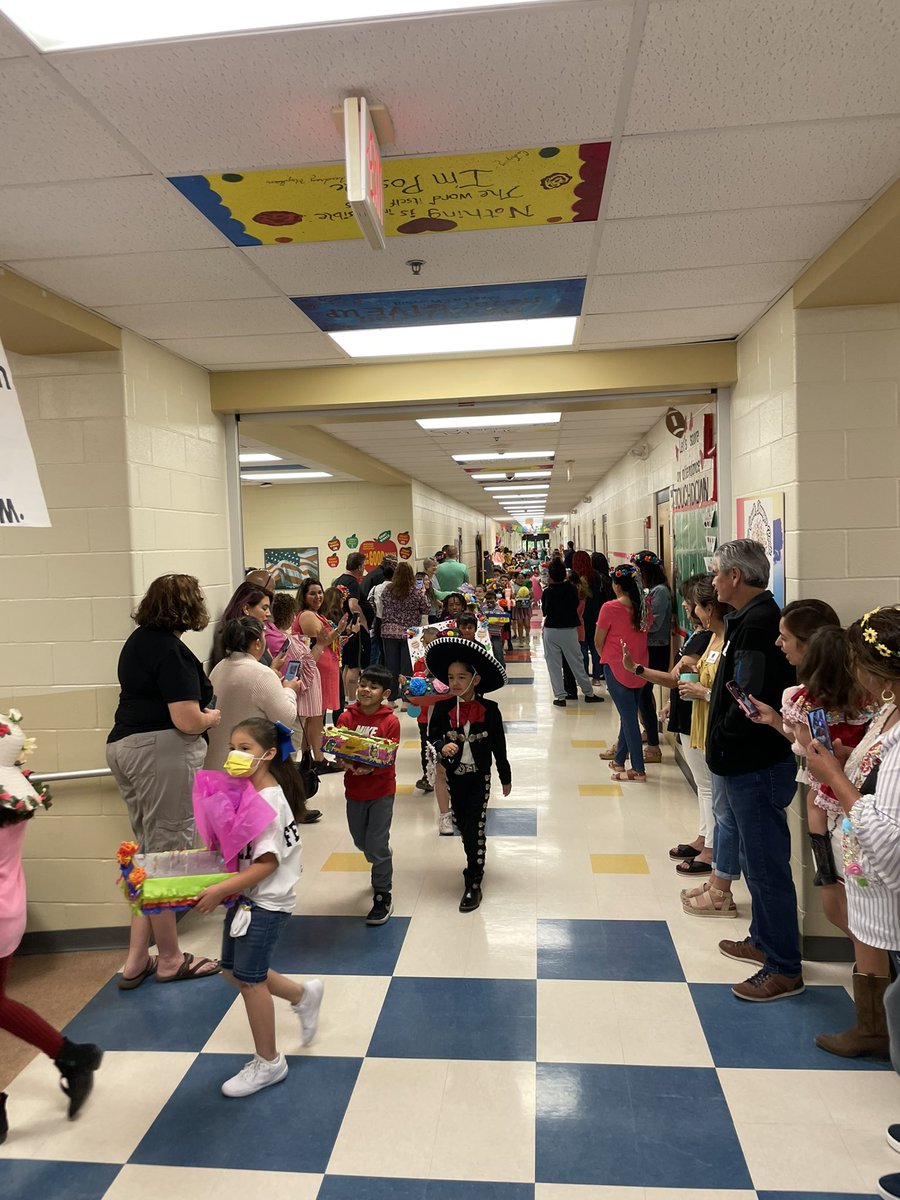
[483,485,550,492]
[330,318,576,360]
[418,412,561,431]
[3,1,546,50]
[240,471,332,482]
[453,451,555,462]
[471,470,552,481]
[238,452,281,464]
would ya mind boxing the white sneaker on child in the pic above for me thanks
[292,978,324,1046]
[438,812,454,836]
[221,1053,288,1097]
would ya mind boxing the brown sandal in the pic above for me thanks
[598,748,618,760]
[682,885,736,917]
[610,770,647,783]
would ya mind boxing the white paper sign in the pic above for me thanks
[0,338,50,527]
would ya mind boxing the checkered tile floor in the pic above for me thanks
[1,641,897,1198]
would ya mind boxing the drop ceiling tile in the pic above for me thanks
[585,261,803,314]
[608,118,900,218]
[581,304,766,345]
[245,224,596,296]
[0,175,230,259]
[158,332,341,367]
[9,248,279,307]
[96,297,317,339]
[596,202,864,274]
[627,0,900,134]
[52,3,628,174]
[0,13,29,57]
[0,59,146,185]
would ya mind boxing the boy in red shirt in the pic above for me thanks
[336,664,401,925]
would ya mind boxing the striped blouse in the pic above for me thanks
[844,709,900,949]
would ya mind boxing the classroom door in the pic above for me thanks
[655,489,672,578]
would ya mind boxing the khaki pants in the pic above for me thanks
[107,728,206,852]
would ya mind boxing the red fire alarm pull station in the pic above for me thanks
[645,516,652,529]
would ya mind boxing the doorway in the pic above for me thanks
[475,532,483,584]
[655,488,672,578]
[601,514,608,559]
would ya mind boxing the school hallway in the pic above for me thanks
[0,635,897,1199]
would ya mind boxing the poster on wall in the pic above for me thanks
[735,492,785,608]
[263,547,319,587]
[672,412,717,589]
[0,337,51,528]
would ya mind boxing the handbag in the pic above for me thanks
[296,747,319,799]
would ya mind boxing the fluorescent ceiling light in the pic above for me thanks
[453,451,555,462]
[2,1,545,50]
[239,452,281,464]
[240,471,332,482]
[418,412,561,431]
[332,318,575,361]
[471,470,552,481]
[483,484,550,492]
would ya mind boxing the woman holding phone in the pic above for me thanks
[380,562,430,698]
[293,579,348,772]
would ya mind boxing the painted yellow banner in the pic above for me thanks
[170,142,609,246]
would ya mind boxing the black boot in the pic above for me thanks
[808,832,839,886]
[0,1092,7,1144]
[55,1039,103,1119]
[459,882,483,913]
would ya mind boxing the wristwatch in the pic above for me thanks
[634,664,645,676]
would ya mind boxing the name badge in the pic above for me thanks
[706,650,720,664]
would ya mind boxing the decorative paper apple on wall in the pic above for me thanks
[328,536,341,552]
[399,547,412,560]
[346,533,359,549]
[398,531,410,546]
[360,530,397,570]
[326,553,340,569]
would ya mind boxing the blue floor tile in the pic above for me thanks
[368,977,536,1060]
[319,1178,534,1199]
[537,919,684,982]
[0,1160,120,1198]
[64,971,237,1052]
[535,1062,751,1189]
[269,915,410,975]
[453,808,537,837]
[690,983,893,1070]
[130,1054,362,1172]
[757,1193,878,1199]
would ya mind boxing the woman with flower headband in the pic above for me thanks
[594,563,651,781]
[0,711,103,1139]
[293,579,350,774]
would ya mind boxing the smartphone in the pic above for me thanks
[284,660,301,682]
[415,578,424,590]
[209,693,217,709]
[280,638,290,655]
[807,707,834,751]
[726,680,759,717]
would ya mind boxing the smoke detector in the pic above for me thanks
[630,443,650,461]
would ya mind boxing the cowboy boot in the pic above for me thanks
[815,970,890,1058]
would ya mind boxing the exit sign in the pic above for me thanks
[344,96,385,251]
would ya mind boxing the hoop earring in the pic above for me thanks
[883,688,896,704]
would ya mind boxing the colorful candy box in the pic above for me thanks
[116,842,237,915]
[321,726,399,768]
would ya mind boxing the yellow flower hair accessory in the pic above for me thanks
[859,607,900,658]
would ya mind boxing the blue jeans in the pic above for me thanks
[711,772,743,880]
[723,760,801,976]
[220,901,291,984]
[604,666,645,774]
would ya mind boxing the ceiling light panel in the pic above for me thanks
[238,452,281,463]
[332,318,576,360]
[418,412,561,431]
[471,470,553,481]
[453,451,556,462]
[240,471,331,481]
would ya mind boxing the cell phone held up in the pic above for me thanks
[725,680,759,718]
[806,707,834,752]
[284,660,301,683]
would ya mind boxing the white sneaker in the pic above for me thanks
[221,1053,288,1097]
[438,812,454,836]
[292,978,324,1046]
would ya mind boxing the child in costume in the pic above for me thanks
[402,630,455,833]
[483,589,507,666]
[194,718,323,1098]
[426,639,511,912]
[0,711,102,1139]
[336,665,401,925]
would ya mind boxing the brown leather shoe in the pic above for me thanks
[732,970,805,1002]
[719,938,765,964]
[815,971,890,1058]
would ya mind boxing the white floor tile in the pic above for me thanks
[105,1165,323,1200]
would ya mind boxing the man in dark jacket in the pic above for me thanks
[706,538,801,1002]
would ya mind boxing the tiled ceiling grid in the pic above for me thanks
[0,0,898,370]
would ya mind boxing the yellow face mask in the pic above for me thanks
[223,750,262,777]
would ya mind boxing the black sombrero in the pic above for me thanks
[424,635,507,693]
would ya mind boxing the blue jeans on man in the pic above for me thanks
[722,758,801,977]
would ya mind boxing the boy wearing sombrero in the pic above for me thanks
[425,637,511,912]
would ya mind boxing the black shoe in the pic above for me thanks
[553,699,566,708]
[366,891,393,925]
[314,760,343,775]
[583,694,604,703]
[459,884,482,913]
[300,809,322,824]
[880,1170,900,1198]
[887,1124,900,1154]
[414,777,429,791]
[55,1039,103,1119]
[565,693,578,700]
[0,1093,7,1145]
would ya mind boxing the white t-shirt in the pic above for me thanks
[238,785,302,913]
[370,580,388,619]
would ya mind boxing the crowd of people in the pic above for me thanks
[7,535,900,1195]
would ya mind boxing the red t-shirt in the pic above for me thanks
[597,599,648,689]
[337,703,401,801]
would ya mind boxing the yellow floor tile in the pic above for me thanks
[571,739,607,748]
[321,852,370,872]
[579,784,623,797]
[403,739,422,749]
[396,784,414,796]
[591,853,650,875]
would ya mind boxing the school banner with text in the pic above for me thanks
[0,337,51,527]
[672,411,716,587]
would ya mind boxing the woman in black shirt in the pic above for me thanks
[541,559,604,708]
[107,575,222,988]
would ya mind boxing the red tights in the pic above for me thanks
[0,954,64,1060]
